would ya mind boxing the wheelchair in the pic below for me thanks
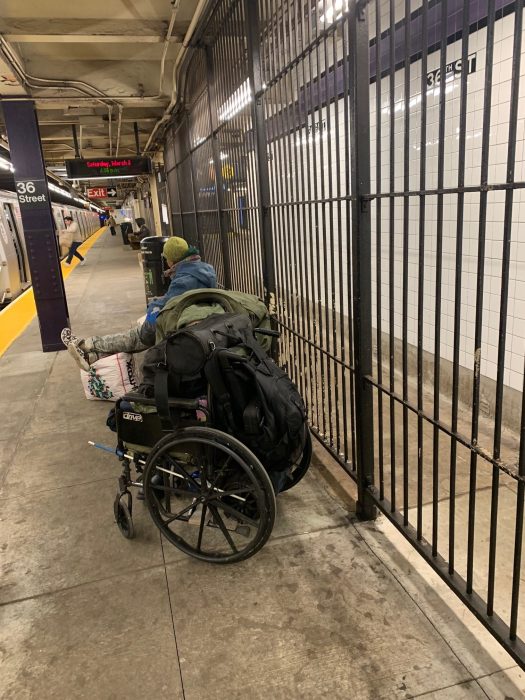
[105,379,312,565]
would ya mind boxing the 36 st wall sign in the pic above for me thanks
[65,157,152,180]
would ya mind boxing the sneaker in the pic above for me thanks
[80,260,86,266]
[60,328,90,371]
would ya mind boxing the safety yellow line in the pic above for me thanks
[0,226,108,358]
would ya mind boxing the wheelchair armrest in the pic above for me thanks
[122,392,201,411]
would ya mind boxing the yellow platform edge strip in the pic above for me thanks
[0,226,108,358]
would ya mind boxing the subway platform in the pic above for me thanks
[0,231,523,699]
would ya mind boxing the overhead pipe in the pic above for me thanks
[0,35,117,104]
[142,0,209,155]
[159,0,182,95]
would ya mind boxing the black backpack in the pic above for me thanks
[140,313,308,473]
[205,342,308,472]
[137,313,254,400]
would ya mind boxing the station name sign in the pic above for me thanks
[65,157,152,179]
[15,179,49,210]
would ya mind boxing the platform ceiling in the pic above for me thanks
[0,0,201,196]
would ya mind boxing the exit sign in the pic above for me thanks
[87,187,107,199]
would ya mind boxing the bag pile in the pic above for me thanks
[137,313,308,473]
[80,353,138,401]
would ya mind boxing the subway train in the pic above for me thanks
[0,189,101,309]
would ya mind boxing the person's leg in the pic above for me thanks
[87,324,150,355]
[61,323,152,369]
[65,243,75,264]
[72,242,85,262]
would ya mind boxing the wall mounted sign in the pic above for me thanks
[15,178,49,210]
[65,157,152,179]
[87,187,107,198]
[426,53,477,87]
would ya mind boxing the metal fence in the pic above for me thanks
[163,0,525,667]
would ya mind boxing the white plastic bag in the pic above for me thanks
[80,352,138,401]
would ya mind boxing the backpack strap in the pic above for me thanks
[154,363,173,431]
[204,352,236,432]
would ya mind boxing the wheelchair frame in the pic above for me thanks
[102,391,312,564]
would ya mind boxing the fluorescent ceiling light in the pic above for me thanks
[0,155,14,172]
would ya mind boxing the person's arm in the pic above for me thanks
[145,274,191,322]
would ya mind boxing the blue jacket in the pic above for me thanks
[145,258,217,325]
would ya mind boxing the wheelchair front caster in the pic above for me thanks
[114,492,135,539]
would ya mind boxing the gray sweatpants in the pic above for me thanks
[84,321,156,356]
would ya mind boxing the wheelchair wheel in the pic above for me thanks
[143,427,276,564]
[280,427,312,492]
[114,493,135,539]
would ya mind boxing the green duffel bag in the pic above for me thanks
[155,288,273,352]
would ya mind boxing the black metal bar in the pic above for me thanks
[245,0,277,310]
[321,7,335,447]
[349,0,375,521]
[313,0,327,441]
[296,0,316,423]
[388,0,397,510]
[466,0,496,595]
[307,0,323,435]
[341,13,357,472]
[401,0,411,527]
[510,360,525,638]
[388,0,396,513]
[487,0,523,617]
[279,0,300,391]
[71,124,80,158]
[416,0,429,542]
[134,121,140,155]
[375,0,384,503]
[205,45,232,289]
[332,12,343,458]
[432,0,448,558]
[448,0,470,576]
[187,121,204,252]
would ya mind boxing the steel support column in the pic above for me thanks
[244,0,276,310]
[2,99,70,352]
[349,2,376,520]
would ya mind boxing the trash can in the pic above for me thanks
[140,236,169,303]
[120,222,133,245]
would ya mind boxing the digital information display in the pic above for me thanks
[65,157,152,179]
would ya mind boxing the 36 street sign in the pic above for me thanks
[15,179,49,210]
[87,187,107,199]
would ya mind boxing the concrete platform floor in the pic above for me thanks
[0,232,523,699]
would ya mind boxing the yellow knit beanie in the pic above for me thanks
[162,236,189,264]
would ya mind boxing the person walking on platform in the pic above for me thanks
[63,216,85,266]
[61,236,217,369]
[107,214,117,236]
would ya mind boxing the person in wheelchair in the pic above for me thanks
[61,236,217,370]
